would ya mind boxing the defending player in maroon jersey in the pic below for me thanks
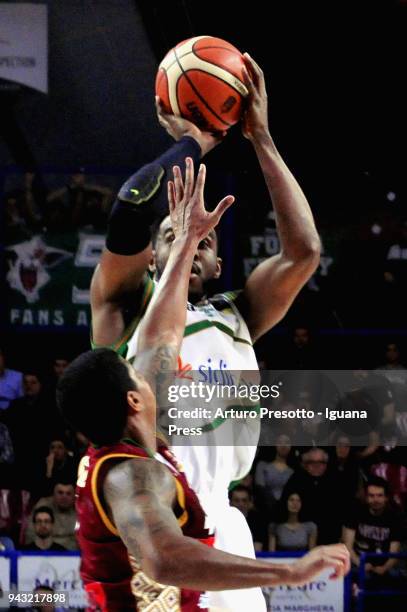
[77,437,214,610]
[57,160,350,611]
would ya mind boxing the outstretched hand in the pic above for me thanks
[155,97,227,157]
[288,544,351,586]
[241,53,269,142]
[167,157,234,242]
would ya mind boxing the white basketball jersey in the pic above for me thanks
[123,279,260,509]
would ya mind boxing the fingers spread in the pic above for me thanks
[213,195,235,223]
[167,181,175,213]
[194,163,206,200]
[184,157,194,202]
[173,165,184,202]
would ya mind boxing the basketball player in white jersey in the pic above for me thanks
[90,55,321,611]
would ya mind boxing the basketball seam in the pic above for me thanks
[174,48,232,129]
[161,46,242,73]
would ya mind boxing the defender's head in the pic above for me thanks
[151,215,222,300]
[56,349,156,447]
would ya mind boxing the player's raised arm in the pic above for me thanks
[91,104,224,347]
[237,54,321,342]
[105,457,350,591]
[133,158,234,389]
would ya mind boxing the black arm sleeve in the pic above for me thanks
[106,137,201,255]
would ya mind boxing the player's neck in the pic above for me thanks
[121,429,157,456]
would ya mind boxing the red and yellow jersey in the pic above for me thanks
[76,438,214,611]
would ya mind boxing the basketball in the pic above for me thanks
[155,36,249,133]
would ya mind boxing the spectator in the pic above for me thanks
[283,326,318,369]
[376,342,406,385]
[2,371,57,492]
[343,477,404,595]
[269,492,317,551]
[0,347,23,410]
[52,357,70,381]
[281,447,342,543]
[229,485,268,552]
[42,438,78,495]
[255,435,294,514]
[21,507,66,551]
[46,169,112,231]
[330,435,362,507]
[24,482,77,550]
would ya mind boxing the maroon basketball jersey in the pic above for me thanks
[76,438,214,611]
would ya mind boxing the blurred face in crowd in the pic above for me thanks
[230,489,251,518]
[287,493,302,515]
[153,215,222,300]
[385,343,400,365]
[294,327,309,348]
[53,484,75,511]
[50,440,67,462]
[302,449,328,478]
[336,436,351,460]
[24,374,42,397]
[34,511,54,539]
[53,358,69,379]
[71,172,85,188]
[276,434,291,459]
[367,485,388,515]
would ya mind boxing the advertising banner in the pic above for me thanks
[0,3,48,93]
[4,230,105,329]
[262,557,344,612]
[17,554,87,608]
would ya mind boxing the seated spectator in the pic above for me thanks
[24,482,77,550]
[343,477,404,582]
[0,347,23,410]
[41,438,78,495]
[281,447,342,544]
[269,492,317,551]
[21,507,66,551]
[330,435,362,507]
[229,485,268,551]
[255,435,294,514]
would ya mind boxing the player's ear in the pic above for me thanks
[148,250,156,275]
[127,390,143,414]
[214,257,222,279]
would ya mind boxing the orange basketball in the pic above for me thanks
[155,36,248,132]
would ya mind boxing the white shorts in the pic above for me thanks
[208,505,267,612]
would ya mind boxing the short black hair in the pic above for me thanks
[56,348,136,446]
[33,506,54,523]
[365,476,390,497]
[229,485,252,500]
